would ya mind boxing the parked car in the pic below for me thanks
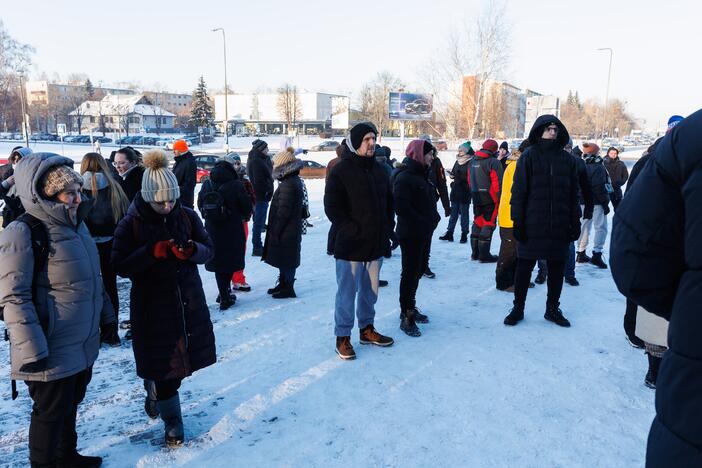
[310,140,339,152]
[405,99,431,114]
[192,153,222,183]
[300,160,326,179]
[93,136,112,143]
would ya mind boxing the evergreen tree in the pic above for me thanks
[85,78,95,99]
[190,76,214,130]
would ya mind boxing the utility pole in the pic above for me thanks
[212,27,229,150]
[597,48,613,142]
[18,75,29,147]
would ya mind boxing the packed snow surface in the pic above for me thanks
[0,143,653,467]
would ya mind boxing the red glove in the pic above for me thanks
[171,242,195,260]
[152,240,174,259]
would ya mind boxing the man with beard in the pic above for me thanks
[504,115,581,327]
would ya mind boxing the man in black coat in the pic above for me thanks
[246,139,273,256]
[393,139,441,337]
[114,146,144,202]
[422,145,450,278]
[324,122,394,360]
[505,115,581,328]
[603,146,628,211]
[172,140,197,209]
[610,110,701,468]
[0,146,32,227]
[576,143,611,269]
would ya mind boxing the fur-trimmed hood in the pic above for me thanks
[273,159,304,180]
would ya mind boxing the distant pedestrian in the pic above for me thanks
[114,146,144,202]
[576,143,610,269]
[229,153,255,292]
[468,139,504,263]
[172,139,197,209]
[603,146,628,211]
[440,141,472,243]
[247,139,273,256]
[0,146,32,227]
[324,122,395,360]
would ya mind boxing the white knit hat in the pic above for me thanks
[140,150,180,203]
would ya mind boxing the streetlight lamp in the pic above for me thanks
[212,27,229,149]
[597,47,613,142]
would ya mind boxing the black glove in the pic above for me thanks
[20,357,48,373]
[513,225,527,243]
[602,204,610,215]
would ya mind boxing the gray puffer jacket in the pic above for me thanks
[0,153,114,382]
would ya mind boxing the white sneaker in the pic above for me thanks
[232,282,251,292]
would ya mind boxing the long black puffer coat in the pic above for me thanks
[510,115,581,260]
[172,151,197,209]
[246,147,274,202]
[603,155,629,202]
[324,144,394,262]
[118,165,145,203]
[449,160,471,204]
[112,194,216,381]
[198,161,252,274]
[393,157,440,240]
[0,164,25,228]
[81,171,118,238]
[610,109,702,468]
[263,159,304,269]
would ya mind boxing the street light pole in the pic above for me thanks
[18,75,29,147]
[212,27,229,149]
[597,47,613,142]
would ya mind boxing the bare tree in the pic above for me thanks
[0,20,34,131]
[358,71,405,141]
[66,86,88,134]
[277,84,302,134]
[419,0,510,140]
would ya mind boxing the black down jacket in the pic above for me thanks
[263,159,304,269]
[393,157,441,240]
[449,160,471,204]
[198,161,252,274]
[610,109,702,468]
[172,151,197,209]
[324,145,394,262]
[246,147,274,202]
[510,115,581,260]
[81,171,119,238]
[118,165,144,203]
[112,195,216,381]
[581,155,611,206]
[603,156,628,201]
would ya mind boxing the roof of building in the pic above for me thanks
[69,94,175,117]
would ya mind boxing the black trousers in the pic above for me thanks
[624,298,638,339]
[421,229,434,271]
[215,271,234,299]
[96,240,118,323]
[496,228,518,290]
[154,378,182,401]
[513,258,565,308]
[25,367,93,465]
[400,237,430,310]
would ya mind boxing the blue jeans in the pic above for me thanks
[537,242,576,279]
[446,201,470,235]
[252,200,269,249]
[334,258,382,337]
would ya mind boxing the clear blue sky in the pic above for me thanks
[4,0,699,129]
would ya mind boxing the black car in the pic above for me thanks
[310,140,340,152]
[405,99,431,114]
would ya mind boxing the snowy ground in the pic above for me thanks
[0,155,654,467]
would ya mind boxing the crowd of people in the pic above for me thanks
[0,109,697,466]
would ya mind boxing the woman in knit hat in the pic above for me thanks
[0,153,114,467]
[197,153,252,310]
[262,147,305,299]
[440,141,473,243]
[111,149,216,447]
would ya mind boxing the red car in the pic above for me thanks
[193,154,223,183]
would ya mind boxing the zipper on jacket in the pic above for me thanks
[176,285,189,351]
[549,158,554,234]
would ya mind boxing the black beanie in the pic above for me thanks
[349,122,378,150]
[423,140,434,156]
[252,139,268,151]
[500,141,509,151]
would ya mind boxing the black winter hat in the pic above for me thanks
[500,141,509,151]
[252,139,268,151]
[349,122,378,150]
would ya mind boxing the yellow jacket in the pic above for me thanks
[498,160,516,228]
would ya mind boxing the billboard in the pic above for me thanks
[389,92,433,120]
[331,96,350,130]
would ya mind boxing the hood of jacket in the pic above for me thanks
[527,114,570,148]
[405,139,432,165]
[584,154,604,164]
[81,171,109,191]
[399,156,428,175]
[209,160,239,185]
[15,152,87,227]
[174,151,193,163]
[273,159,304,180]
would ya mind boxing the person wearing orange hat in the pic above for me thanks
[172,139,197,209]
[576,142,611,269]
[468,139,504,263]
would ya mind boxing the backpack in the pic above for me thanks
[0,213,49,400]
[199,181,229,222]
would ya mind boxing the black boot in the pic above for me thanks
[272,279,296,299]
[470,238,479,261]
[219,293,236,310]
[645,354,661,389]
[478,240,498,263]
[565,276,579,286]
[379,279,389,287]
[576,251,590,263]
[400,308,421,337]
[267,276,282,295]
[439,231,453,242]
[535,270,547,284]
[504,304,524,326]
[423,267,436,279]
[144,380,159,419]
[252,246,263,257]
[459,232,468,244]
[590,252,608,269]
[57,451,103,468]
[412,307,429,324]
[157,393,184,447]
[544,303,571,327]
